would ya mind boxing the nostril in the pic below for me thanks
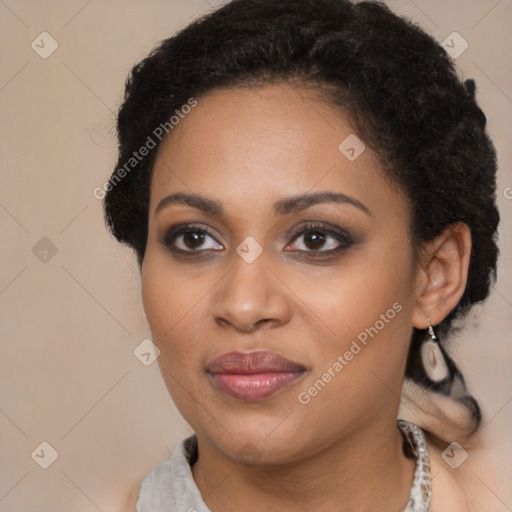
[215,317,229,328]
[255,318,273,327]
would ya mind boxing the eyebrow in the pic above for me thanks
[154,190,371,217]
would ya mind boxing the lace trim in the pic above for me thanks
[398,419,432,512]
[178,420,431,512]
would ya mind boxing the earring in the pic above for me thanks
[420,318,449,382]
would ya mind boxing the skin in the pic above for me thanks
[136,82,473,511]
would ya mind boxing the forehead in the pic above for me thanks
[150,83,401,218]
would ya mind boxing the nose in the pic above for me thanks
[212,252,292,333]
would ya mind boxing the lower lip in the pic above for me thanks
[208,371,305,401]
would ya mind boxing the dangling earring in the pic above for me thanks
[420,318,449,382]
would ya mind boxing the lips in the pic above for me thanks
[206,351,307,401]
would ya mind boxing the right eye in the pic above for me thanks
[159,224,224,254]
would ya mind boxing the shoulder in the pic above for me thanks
[427,437,490,512]
[428,440,470,512]
[140,459,173,493]
[123,482,142,512]
[120,460,172,512]
[124,435,200,512]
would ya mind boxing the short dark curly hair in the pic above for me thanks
[103,0,499,432]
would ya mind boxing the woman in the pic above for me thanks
[103,0,500,510]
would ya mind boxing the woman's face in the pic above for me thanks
[142,83,419,464]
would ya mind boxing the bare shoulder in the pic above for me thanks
[427,438,490,512]
[120,481,140,512]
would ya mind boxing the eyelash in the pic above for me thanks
[159,222,353,259]
[287,223,353,257]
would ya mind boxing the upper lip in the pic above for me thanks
[206,351,306,374]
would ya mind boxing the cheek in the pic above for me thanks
[290,244,416,403]
[285,242,414,346]
[141,252,201,359]
[141,256,208,422]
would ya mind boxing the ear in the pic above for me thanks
[412,223,472,329]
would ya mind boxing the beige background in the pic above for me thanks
[1,1,511,510]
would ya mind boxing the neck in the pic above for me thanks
[192,417,416,512]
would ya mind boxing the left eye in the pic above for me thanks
[286,225,352,253]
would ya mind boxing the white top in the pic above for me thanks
[136,419,431,512]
